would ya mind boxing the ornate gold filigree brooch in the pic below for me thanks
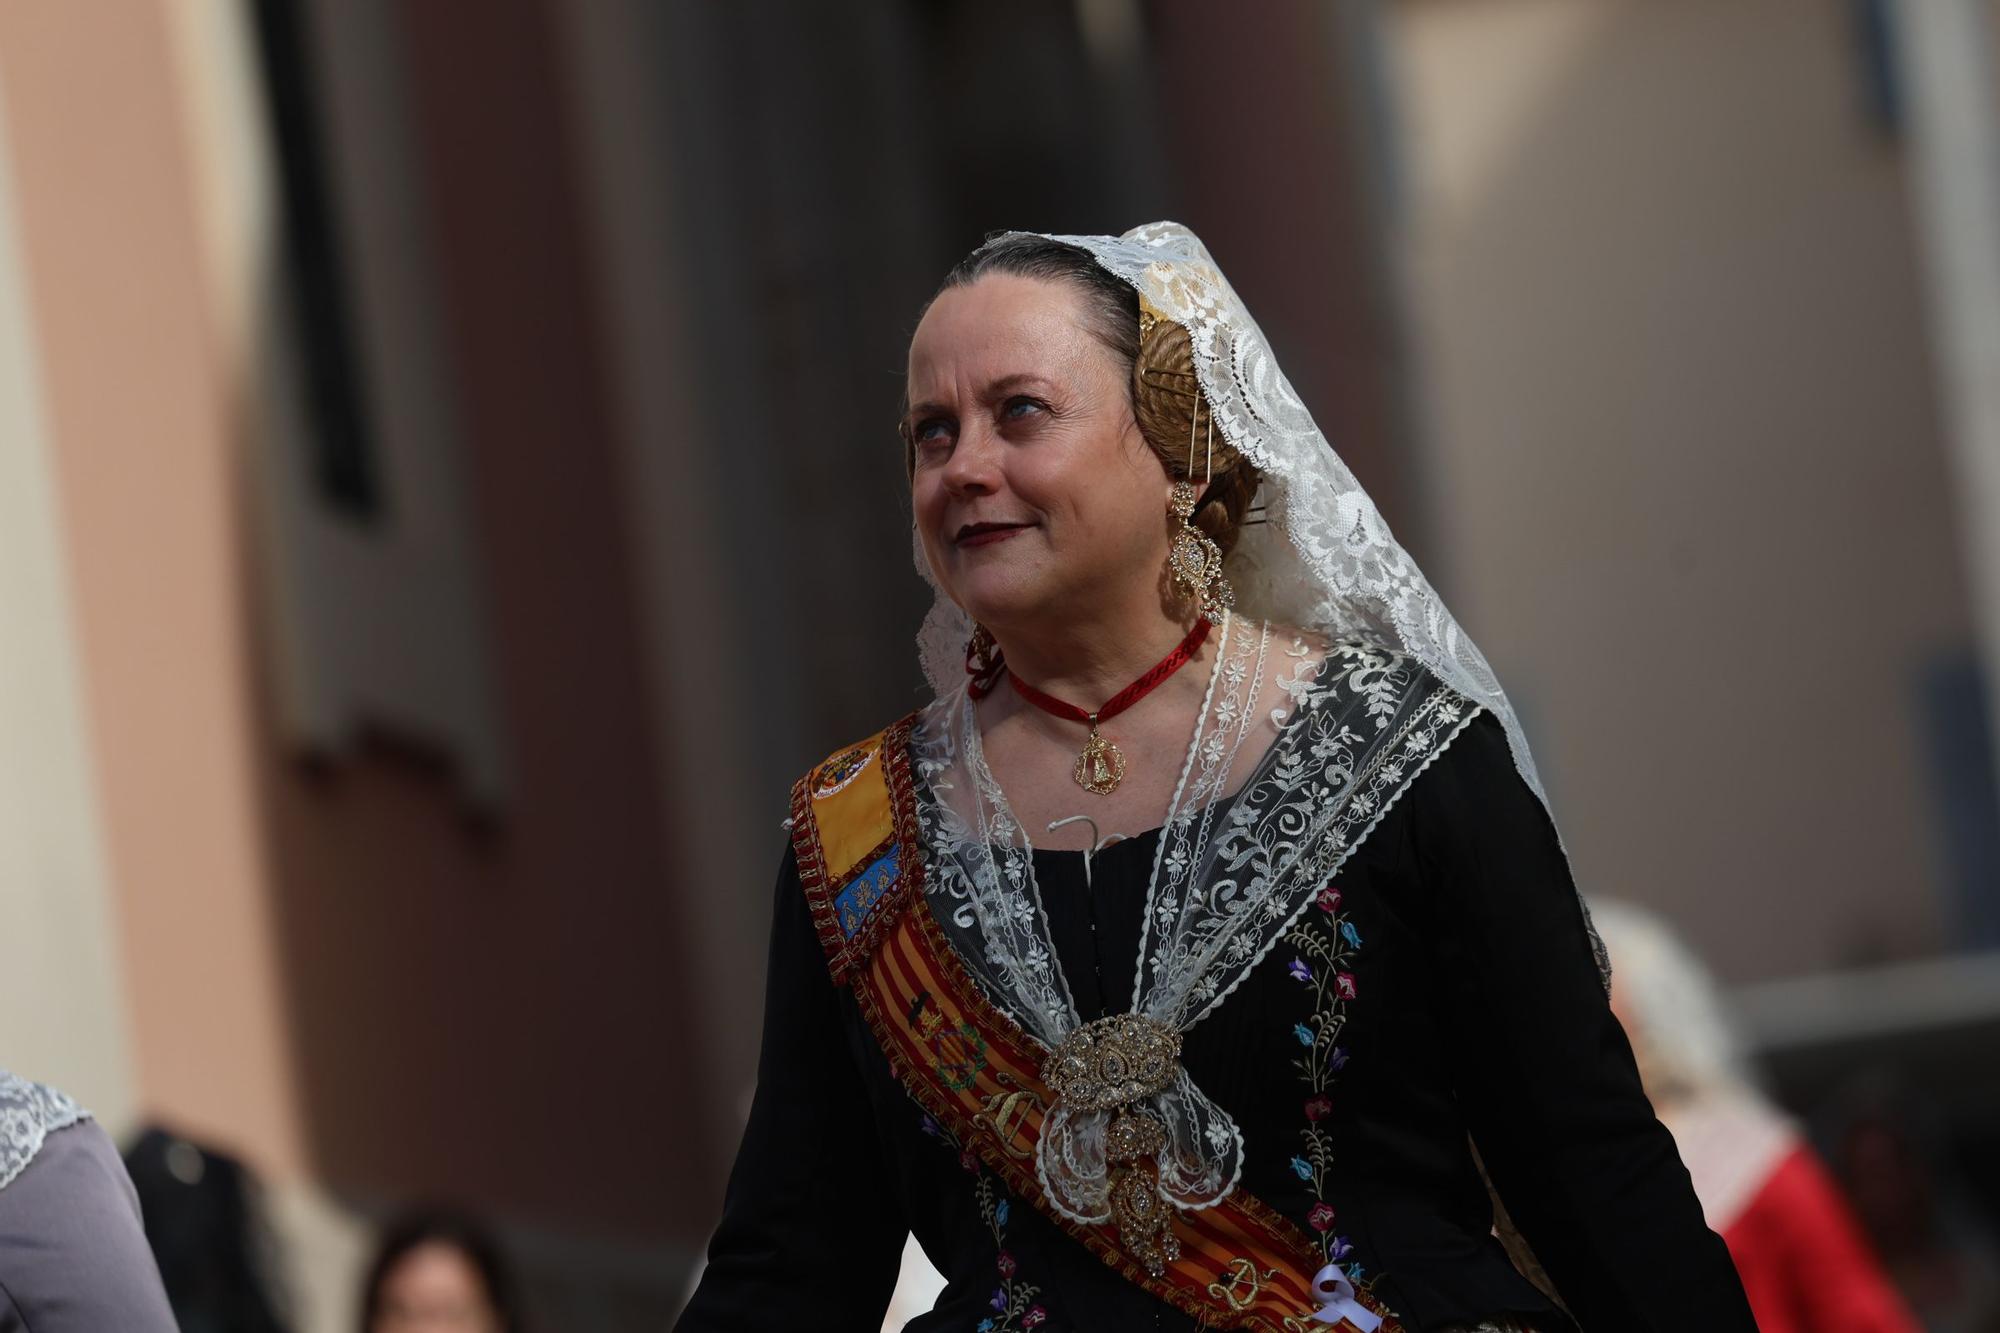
[1044,1014,1185,1275]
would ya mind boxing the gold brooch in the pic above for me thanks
[1045,1014,1181,1110]
[1045,1014,1185,1275]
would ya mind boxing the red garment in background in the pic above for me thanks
[1722,1145,1917,1333]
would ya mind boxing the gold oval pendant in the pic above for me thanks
[1073,732,1126,795]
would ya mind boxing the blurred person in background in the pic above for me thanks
[0,1068,177,1331]
[677,225,1753,1331]
[126,1124,294,1333]
[360,1208,524,1333]
[1594,899,1920,1332]
[1826,1083,2000,1333]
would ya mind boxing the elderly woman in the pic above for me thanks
[676,225,1756,1332]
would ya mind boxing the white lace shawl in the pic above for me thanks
[911,617,1477,1223]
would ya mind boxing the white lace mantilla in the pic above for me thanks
[0,1070,87,1192]
[912,619,1476,1224]
[915,222,1548,818]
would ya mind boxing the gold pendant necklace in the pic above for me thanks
[1004,618,1213,798]
[1072,715,1129,795]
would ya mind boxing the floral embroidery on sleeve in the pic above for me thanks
[920,1112,1048,1330]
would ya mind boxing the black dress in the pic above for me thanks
[676,711,1757,1331]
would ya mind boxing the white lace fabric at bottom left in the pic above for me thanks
[0,1070,86,1192]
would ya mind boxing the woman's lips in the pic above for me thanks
[956,523,1032,548]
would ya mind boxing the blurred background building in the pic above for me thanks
[1,0,1997,1328]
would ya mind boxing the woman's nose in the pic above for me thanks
[940,422,1001,495]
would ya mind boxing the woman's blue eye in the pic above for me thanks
[1003,397,1045,420]
[913,418,952,443]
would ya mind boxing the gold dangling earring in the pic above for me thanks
[1167,403,1235,624]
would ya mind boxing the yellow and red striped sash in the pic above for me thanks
[790,716,1399,1332]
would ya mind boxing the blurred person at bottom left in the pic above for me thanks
[126,1124,294,1332]
[362,1208,524,1333]
[0,1068,177,1332]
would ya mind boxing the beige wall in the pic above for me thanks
[0,65,138,1128]
[0,0,304,1172]
[1391,0,1965,979]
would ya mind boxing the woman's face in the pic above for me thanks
[905,273,1171,633]
[371,1241,501,1333]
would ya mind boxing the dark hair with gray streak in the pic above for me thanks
[937,231,1143,370]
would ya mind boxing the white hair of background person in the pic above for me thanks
[1589,899,1753,1101]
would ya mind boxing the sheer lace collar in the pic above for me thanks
[908,617,1476,1223]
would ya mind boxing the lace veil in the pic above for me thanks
[906,222,1589,1230]
[915,222,1543,808]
